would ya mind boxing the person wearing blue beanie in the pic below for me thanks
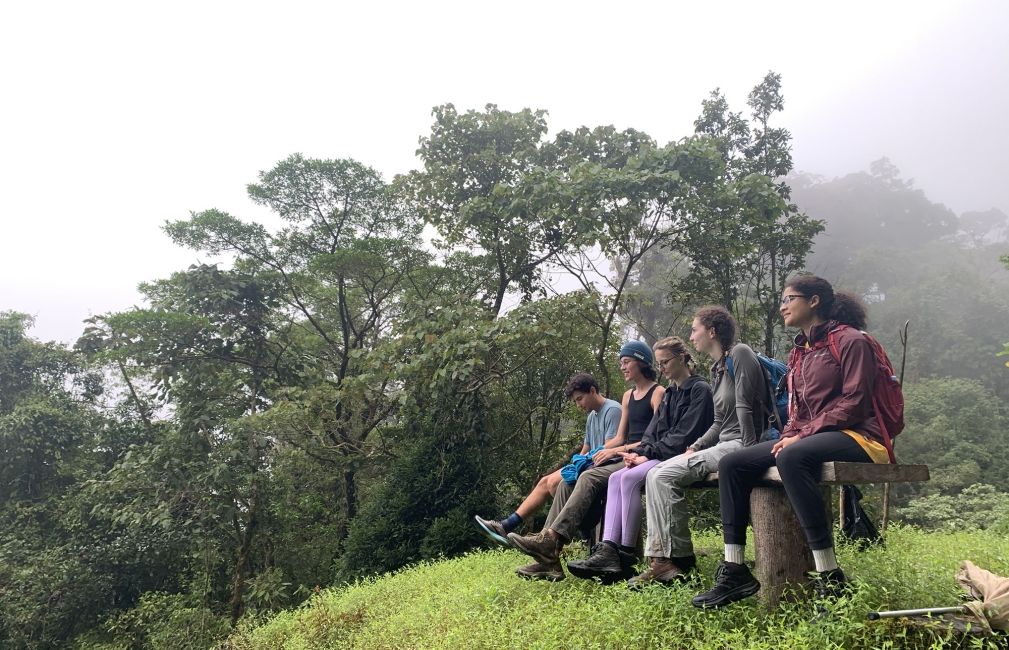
[619,340,654,367]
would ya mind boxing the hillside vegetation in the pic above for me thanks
[226,526,1008,650]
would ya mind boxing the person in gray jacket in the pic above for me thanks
[630,306,767,586]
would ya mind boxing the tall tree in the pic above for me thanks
[674,73,823,354]
[405,104,579,315]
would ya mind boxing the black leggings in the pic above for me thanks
[719,431,871,550]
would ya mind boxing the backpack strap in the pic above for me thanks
[827,325,897,463]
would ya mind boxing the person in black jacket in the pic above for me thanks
[565,336,714,582]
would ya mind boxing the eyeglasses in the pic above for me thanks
[780,294,808,305]
[656,356,677,367]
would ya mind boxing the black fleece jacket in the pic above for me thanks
[631,375,714,460]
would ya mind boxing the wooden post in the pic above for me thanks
[881,483,891,533]
[838,486,845,530]
[750,487,813,608]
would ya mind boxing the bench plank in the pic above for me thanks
[702,461,929,486]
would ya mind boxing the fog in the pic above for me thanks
[1,0,1006,343]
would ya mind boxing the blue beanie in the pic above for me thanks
[619,340,654,366]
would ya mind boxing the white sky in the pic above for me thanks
[2,0,1006,343]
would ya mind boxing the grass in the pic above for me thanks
[225,526,1009,650]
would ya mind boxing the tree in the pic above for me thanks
[551,131,725,392]
[673,73,823,354]
[405,104,569,315]
[794,158,959,280]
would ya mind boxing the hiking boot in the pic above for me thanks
[810,567,850,600]
[628,555,696,588]
[474,515,511,547]
[515,560,565,582]
[615,546,641,578]
[691,561,761,608]
[567,542,624,582]
[508,530,564,565]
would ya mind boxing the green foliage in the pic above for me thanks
[74,592,230,650]
[673,73,824,354]
[336,293,600,582]
[896,378,1009,498]
[897,484,1009,532]
[228,526,1009,649]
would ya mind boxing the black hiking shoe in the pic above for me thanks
[810,568,850,600]
[567,542,624,582]
[515,560,565,582]
[691,561,761,608]
[473,515,511,547]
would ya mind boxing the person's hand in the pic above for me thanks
[619,452,646,467]
[772,435,800,457]
[592,448,616,465]
[683,447,696,458]
[627,454,647,466]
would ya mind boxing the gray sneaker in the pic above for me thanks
[473,515,511,547]
[515,561,565,582]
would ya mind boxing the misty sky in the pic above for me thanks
[2,0,1007,343]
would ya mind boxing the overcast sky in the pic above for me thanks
[2,0,1007,343]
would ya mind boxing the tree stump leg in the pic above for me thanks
[750,486,813,608]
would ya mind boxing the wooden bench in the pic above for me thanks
[697,461,930,606]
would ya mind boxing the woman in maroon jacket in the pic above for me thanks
[692,274,890,609]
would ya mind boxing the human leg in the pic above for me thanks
[510,463,621,566]
[547,462,622,542]
[646,442,742,558]
[692,441,776,608]
[569,461,659,582]
[774,431,871,553]
[600,466,631,544]
[775,431,871,597]
[718,441,777,547]
[615,459,660,547]
[515,468,564,520]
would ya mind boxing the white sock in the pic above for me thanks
[725,544,745,565]
[812,547,839,572]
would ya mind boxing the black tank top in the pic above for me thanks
[626,384,658,443]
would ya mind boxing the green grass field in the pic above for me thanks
[226,526,1008,650]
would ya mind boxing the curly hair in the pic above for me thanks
[694,305,738,353]
[784,274,868,330]
[563,372,600,398]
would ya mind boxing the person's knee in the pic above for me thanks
[620,471,641,492]
[775,444,813,475]
[718,449,747,475]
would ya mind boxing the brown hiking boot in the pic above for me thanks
[515,560,565,582]
[508,529,564,565]
[628,556,695,588]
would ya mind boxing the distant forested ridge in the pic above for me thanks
[2,73,1008,649]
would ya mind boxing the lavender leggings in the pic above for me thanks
[602,459,660,547]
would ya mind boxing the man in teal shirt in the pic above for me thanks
[474,373,620,549]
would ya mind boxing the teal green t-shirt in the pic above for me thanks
[583,398,622,450]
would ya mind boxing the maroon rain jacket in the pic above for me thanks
[782,320,883,444]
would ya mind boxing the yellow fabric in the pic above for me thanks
[842,429,890,464]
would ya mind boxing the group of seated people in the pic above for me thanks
[474,274,891,607]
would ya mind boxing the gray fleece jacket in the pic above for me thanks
[689,343,766,450]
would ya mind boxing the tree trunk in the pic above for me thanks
[597,328,611,398]
[228,492,260,626]
[750,487,813,608]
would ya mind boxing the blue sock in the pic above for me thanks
[501,512,522,533]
